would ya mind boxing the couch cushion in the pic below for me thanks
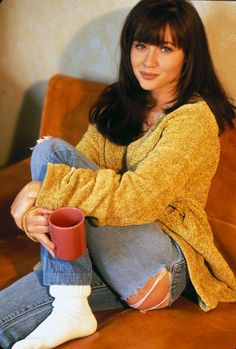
[39,75,106,146]
[206,124,236,273]
[63,297,236,349]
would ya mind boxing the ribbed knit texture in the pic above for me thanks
[50,285,91,298]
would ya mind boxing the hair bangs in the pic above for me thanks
[133,14,184,50]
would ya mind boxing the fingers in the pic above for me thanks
[26,207,56,257]
[27,208,52,228]
[32,232,56,258]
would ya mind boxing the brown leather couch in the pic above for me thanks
[0,75,235,349]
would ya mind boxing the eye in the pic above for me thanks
[133,41,147,50]
[160,45,173,53]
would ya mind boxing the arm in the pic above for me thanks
[35,103,219,227]
[11,125,108,251]
[11,125,102,230]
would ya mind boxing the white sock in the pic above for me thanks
[12,285,97,349]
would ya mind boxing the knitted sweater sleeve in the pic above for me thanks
[35,104,219,226]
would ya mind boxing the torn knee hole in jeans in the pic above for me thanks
[30,136,52,150]
[126,267,171,312]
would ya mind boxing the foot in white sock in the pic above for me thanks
[12,285,97,349]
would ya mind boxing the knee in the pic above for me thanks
[126,268,171,311]
[30,137,67,180]
[31,136,50,158]
[32,136,59,154]
[31,137,66,162]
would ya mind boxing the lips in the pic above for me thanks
[140,71,158,80]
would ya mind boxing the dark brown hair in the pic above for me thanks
[89,0,235,145]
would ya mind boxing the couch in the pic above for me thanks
[0,74,235,349]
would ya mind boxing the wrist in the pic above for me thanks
[28,181,43,200]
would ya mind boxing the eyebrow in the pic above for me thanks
[161,41,176,46]
[133,40,177,47]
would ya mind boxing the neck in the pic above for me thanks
[143,109,164,131]
[151,85,178,111]
[144,89,177,131]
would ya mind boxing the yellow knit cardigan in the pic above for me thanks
[34,101,236,311]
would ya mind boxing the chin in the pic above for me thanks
[138,81,159,91]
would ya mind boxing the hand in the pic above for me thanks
[11,181,43,229]
[26,207,56,257]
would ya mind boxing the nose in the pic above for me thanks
[143,47,158,68]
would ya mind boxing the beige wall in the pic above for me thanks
[0,0,235,167]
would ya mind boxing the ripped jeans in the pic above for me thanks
[0,138,188,348]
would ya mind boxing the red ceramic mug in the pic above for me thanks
[48,207,86,260]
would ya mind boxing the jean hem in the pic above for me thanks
[43,273,92,286]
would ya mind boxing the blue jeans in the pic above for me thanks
[0,138,188,348]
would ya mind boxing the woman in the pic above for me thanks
[1,0,236,348]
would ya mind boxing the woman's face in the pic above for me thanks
[130,26,185,100]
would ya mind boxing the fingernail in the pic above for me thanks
[50,251,55,258]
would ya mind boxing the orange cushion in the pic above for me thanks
[206,124,236,273]
[39,75,106,145]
